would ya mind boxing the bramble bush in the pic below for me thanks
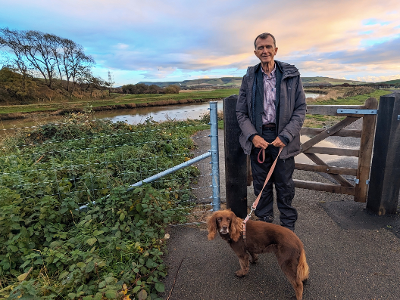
[0,113,206,299]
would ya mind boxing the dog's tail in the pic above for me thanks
[297,248,309,282]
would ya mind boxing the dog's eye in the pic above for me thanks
[227,218,231,221]
[217,217,222,222]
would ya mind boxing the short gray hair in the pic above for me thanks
[254,33,276,49]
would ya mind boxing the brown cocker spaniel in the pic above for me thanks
[207,209,309,300]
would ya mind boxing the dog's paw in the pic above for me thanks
[234,270,247,278]
[250,254,258,264]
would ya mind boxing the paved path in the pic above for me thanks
[161,128,400,300]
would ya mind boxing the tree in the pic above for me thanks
[77,70,106,97]
[121,84,135,94]
[0,28,95,90]
[148,84,162,94]
[60,39,94,92]
[0,28,31,92]
[164,84,180,94]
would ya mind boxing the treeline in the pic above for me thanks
[0,28,111,103]
[121,83,180,94]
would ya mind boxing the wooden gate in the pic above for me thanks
[294,97,378,202]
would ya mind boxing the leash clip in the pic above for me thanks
[247,207,255,219]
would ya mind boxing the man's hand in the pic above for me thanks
[252,135,269,149]
[271,136,286,148]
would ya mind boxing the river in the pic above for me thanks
[0,93,321,130]
[1,92,352,165]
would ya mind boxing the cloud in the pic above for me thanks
[114,43,129,50]
[140,67,178,79]
[1,0,400,84]
[357,74,400,82]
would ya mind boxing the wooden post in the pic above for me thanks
[223,95,247,218]
[354,97,378,202]
[367,93,400,215]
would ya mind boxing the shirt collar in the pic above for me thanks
[261,63,276,79]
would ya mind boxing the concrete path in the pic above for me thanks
[161,128,400,300]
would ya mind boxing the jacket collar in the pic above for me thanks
[247,61,299,79]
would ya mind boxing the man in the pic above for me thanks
[236,32,306,231]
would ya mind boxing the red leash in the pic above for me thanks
[243,145,283,242]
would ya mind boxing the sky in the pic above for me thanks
[1,0,400,86]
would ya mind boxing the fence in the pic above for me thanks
[127,101,221,211]
[0,102,221,218]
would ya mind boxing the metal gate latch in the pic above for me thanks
[337,109,377,115]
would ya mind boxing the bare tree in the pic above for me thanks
[0,28,96,91]
[23,30,59,88]
[60,38,94,92]
[0,28,31,91]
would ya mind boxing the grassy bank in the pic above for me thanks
[0,89,239,116]
[0,114,209,299]
[304,88,392,128]
[306,88,391,105]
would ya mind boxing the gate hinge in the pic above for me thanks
[354,178,370,185]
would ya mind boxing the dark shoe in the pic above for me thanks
[259,215,274,223]
[280,222,295,232]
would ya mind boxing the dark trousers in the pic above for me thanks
[250,127,297,230]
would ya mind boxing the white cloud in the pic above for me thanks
[114,43,129,50]
[1,0,400,85]
[357,74,400,82]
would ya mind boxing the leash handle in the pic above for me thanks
[256,142,271,163]
[257,147,265,163]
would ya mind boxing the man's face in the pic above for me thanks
[254,36,278,65]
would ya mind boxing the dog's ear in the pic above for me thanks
[229,211,243,242]
[206,212,218,240]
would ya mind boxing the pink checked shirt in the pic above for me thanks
[261,64,277,125]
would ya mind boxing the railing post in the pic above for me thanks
[354,97,378,202]
[209,101,220,211]
[367,93,400,215]
[223,95,247,218]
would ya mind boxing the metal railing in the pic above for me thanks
[128,101,221,211]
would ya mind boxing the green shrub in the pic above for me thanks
[0,113,206,299]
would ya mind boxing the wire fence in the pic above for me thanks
[0,104,221,224]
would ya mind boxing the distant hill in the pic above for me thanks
[301,76,365,87]
[139,77,243,88]
[139,76,368,89]
[376,79,400,86]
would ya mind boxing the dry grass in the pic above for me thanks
[306,86,376,104]
[306,89,343,104]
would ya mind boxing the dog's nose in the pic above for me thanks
[221,226,229,233]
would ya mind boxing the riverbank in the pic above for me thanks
[0,88,239,121]
[0,97,222,121]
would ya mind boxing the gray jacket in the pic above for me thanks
[236,61,306,159]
